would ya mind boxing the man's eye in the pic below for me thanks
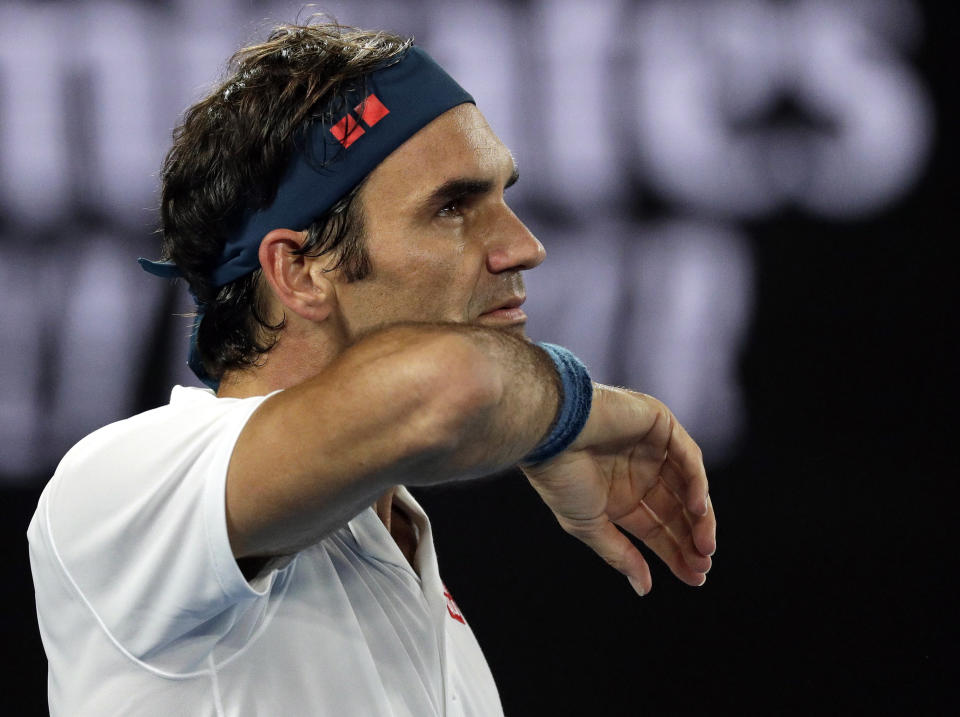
[437,201,462,218]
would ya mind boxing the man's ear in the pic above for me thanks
[258,229,336,323]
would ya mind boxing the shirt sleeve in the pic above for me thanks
[40,391,288,674]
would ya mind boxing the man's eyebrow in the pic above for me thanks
[419,164,520,213]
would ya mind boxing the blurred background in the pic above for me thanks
[0,0,954,713]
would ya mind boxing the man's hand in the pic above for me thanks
[521,384,716,596]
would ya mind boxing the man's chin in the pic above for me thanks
[506,323,528,338]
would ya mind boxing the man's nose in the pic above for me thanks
[486,208,546,274]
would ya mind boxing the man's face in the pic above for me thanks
[331,103,545,341]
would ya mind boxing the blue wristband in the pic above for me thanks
[524,343,593,464]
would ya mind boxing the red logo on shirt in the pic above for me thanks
[329,93,390,148]
[443,584,466,624]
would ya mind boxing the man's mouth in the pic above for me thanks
[477,296,527,324]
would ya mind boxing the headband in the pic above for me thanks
[140,46,474,287]
[137,45,474,387]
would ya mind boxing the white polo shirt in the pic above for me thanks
[28,386,502,716]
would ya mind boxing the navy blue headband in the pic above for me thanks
[139,45,474,287]
[137,45,473,388]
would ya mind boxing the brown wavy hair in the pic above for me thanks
[159,21,412,381]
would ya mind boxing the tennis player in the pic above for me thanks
[28,21,716,715]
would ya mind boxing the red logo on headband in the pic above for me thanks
[330,93,390,148]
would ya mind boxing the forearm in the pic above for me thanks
[226,322,562,557]
[398,322,563,479]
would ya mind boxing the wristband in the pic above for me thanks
[523,343,593,464]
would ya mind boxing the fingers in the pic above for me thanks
[614,499,708,587]
[666,418,709,517]
[694,494,717,557]
[659,458,717,558]
[622,391,708,518]
[557,515,653,596]
[633,479,712,574]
